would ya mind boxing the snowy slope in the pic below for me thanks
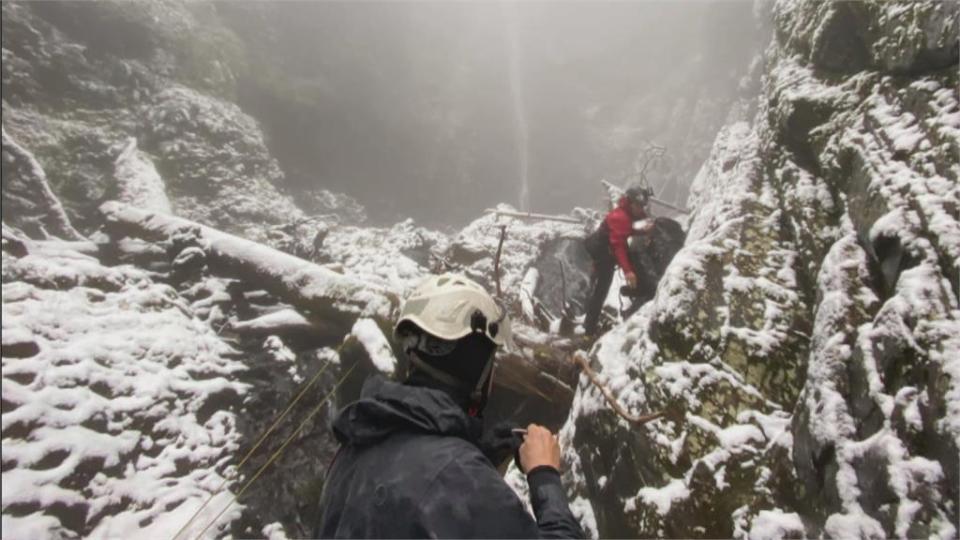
[2,243,247,539]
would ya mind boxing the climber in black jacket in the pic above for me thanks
[315,273,585,539]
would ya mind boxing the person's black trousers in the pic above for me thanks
[583,253,616,335]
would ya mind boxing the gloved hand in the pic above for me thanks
[478,422,523,470]
[625,272,638,289]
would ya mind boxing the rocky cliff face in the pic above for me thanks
[562,1,958,537]
[1,1,328,238]
[2,1,957,539]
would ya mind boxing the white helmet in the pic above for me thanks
[394,273,512,349]
[395,273,511,403]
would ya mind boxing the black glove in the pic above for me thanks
[478,422,524,470]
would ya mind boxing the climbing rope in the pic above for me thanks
[171,350,341,540]
[191,362,359,540]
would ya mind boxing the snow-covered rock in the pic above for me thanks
[142,85,304,240]
[2,244,247,539]
[1,1,302,239]
[561,1,959,537]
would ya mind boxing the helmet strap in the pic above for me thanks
[406,349,496,414]
[469,355,496,404]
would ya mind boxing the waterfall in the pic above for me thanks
[503,2,530,212]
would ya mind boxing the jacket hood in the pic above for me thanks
[617,196,632,210]
[332,376,482,447]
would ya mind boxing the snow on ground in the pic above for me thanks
[143,85,306,241]
[802,233,960,537]
[503,461,533,518]
[2,244,247,538]
[633,479,689,515]
[746,509,805,540]
[317,218,448,295]
[298,201,601,342]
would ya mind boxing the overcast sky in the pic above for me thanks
[221,1,762,226]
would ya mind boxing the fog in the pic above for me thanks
[217,1,762,227]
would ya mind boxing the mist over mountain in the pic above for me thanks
[218,1,761,225]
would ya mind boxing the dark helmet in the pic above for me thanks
[625,185,653,205]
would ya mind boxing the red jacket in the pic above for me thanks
[605,196,646,276]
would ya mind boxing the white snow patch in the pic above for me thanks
[717,424,765,449]
[264,335,296,363]
[747,509,805,540]
[634,478,689,515]
[262,521,289,540]
[520,267,539,322]
[569,496,599,540]
[823,512,886,539]
[503,461,534,518]
[350,318,396,376]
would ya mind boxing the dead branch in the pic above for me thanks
[2,127,85,241]
[601,179,690,215]
[493,224,507,298]
[230,309,314,335]
[572,351,664,426]
[484,209,582,224]
[559,261,568,316]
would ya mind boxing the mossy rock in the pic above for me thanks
[571,408,669,538]
[650,249,725,363]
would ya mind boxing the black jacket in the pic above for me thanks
[315,377,585,539]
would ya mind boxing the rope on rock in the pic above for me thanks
[571,351,664,426]
[192,362,359,540]
[171,352,339,540]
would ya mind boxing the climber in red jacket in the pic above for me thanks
[583,185,654,335]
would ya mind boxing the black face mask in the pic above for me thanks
[406,333,497,414]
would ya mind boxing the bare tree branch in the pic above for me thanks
[572,351,664,426]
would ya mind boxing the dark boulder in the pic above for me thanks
[625,217,686,310]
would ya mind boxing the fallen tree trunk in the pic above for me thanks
[494,330,583,405]
[2,127,84,241]
[484,208,583,224]
[230,309,315,335]
[99,200,578,406]
[228,308,351,351]
[495,351,576,405]
[230,308,350,342]
[113,138,173,214]
[100,201,399,327]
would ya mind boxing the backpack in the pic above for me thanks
[583,221,610,260]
